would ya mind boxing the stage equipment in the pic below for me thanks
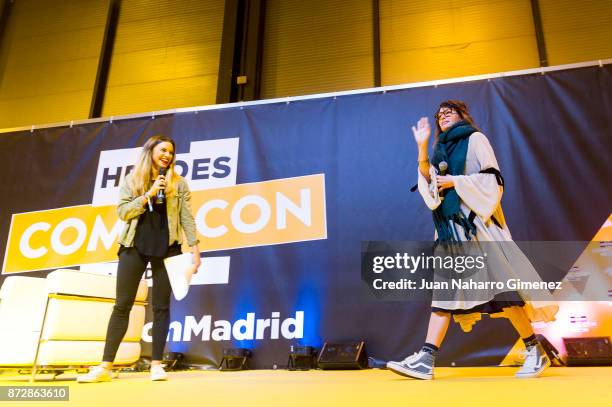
[287,345,317,371]
[163,352,185,371]
[367,356,388,369]
[563,337,612,366]
[219,348,251,371]
[317,341,368,370]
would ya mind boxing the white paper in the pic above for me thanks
[163,253,197,301]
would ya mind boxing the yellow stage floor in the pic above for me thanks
[1,366,611,407]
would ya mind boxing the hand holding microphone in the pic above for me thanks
[156,168,166,204]
[148,169,167,204]
[436,161,454,194]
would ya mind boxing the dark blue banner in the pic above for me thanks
[1,64,610,368]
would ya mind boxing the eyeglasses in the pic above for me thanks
[436,109,456,120]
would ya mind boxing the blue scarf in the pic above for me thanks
[430,121,478,242]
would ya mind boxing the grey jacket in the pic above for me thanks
[117,173,199,247]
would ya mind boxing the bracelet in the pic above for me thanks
[143,192,153,212]
[418,157,429,163]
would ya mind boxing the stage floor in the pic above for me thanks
[1,366,611,406]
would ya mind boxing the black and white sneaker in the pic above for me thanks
[386,350,434,380]
[516,343,551,378]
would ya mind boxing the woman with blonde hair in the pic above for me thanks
[387,100,558,380]
[78,135,200,383]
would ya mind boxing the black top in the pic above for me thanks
[134,198,169,257]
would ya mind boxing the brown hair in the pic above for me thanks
[130,135,177,197]
[433,100,479,140]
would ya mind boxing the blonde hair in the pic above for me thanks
[130,135,178,197]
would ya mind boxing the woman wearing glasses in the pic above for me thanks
[386,100,558,380]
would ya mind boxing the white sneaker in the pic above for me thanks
[516,343,551,378]
[386,350,435,380]
[77,366,112,383]
[150,364,168,381]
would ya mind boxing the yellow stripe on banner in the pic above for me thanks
[3,204,120,274]
[2,174,327,274]
[190,174,327,252]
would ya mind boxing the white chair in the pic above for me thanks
[0,269,147,381]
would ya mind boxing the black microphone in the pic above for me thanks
[156,167,166,204]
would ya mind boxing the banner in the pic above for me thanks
[1,64,610,367]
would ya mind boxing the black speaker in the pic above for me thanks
[563,337,612,366]
[287,345,317,371]
[317,341,368,370]
[219,348,251,371]
[163,352,185,371]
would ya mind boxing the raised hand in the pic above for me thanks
[412,117,431,147]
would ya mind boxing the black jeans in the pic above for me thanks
[102,245,180,362]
